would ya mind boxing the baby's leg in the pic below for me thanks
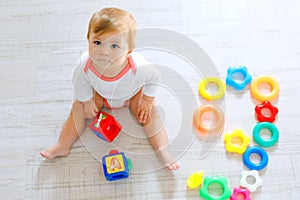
[40,100,86,159]
[129,89,180,170]
[41,93,104,159]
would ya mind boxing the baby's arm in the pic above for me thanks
[72,52,97,118]
[73,72,96,118]
[73,75,97,118]
[132,52,162,123]
[82,98,98,118]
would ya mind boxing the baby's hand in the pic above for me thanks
[83,99,99,118]
[137,95,154,123]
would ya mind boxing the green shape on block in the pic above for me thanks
[127,158,133,171]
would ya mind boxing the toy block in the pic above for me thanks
[89,111,122,142]
[102,150,132,181]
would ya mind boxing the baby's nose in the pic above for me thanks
[98,46,110,55]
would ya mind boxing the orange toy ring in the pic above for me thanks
[250,75,280,102]
[193,104,225,134]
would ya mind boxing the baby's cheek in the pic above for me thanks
[89,47,98,57]
[111,55,127,65]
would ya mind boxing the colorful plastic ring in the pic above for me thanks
[240,170,263,192]
[255,101,278,123]
[253,122,279,147]
[200,176,232,200]
[226,66,252,90]
[186,171,204,189]
[198,77,226,100]
[243,146,268,170]
[224,129,250,154]
[250,75,280,102]
[193,104,225,135]
[230,187,251,200]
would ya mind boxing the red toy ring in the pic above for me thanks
[255,101,278,123]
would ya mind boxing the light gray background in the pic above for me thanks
[0,0,299,199]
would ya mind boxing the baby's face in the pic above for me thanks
[88,32,130,69]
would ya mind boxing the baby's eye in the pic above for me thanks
[111,44,120,49]
[94,41,102,46]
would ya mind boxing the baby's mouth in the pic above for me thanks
[97,58,111,63]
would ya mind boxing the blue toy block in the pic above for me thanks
[102,151,131,181]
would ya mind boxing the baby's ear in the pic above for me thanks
[127,50,133,58]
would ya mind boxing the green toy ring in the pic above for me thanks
[253,122,279,147]
[200,176,231,200]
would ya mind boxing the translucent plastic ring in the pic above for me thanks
[253,122,279,147]
[250,75,280,102]
[198,77,226,100]
[193,104,225,135]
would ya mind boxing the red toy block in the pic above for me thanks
[89,111,122,142]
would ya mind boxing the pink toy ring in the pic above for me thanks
[193,104,225,135]
[230,187,251,200]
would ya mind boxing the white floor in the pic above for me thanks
[1,0,300,199]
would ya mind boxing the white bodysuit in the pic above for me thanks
[72,51,161,108]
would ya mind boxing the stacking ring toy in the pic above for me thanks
[193,104,225,135]
[198,77,226,100]
[253,122,279,147]
[250,75,280,102]
[230,187,251,200]
[243,146,268,170]
[255,101,278,123]
[226,66,252,90]
[186,171,204,189]
[224,129,250,154]
[240,170,263,192]
[200,176,232,200]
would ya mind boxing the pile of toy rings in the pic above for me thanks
[189,66,280,199]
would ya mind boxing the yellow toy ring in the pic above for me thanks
[250,75,280,102]
[224,129,250,154]
[198,77,226,100]
[193,104,225,135]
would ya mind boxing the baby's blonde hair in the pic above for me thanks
[87,7,137,50]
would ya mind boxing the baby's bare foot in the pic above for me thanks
[156,148,180,170]
[166,161,180,170]
[40,144,70,160]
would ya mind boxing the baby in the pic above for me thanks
[40,7,179,170]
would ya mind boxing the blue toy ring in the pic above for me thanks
[226,66,252,90]
[253,122,279,147]
[243,146,268,170]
